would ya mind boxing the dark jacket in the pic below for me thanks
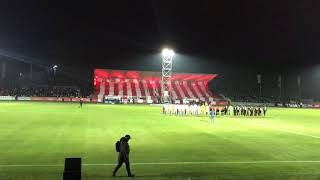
[119,137,130,159]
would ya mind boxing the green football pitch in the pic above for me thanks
[0,102,320,180]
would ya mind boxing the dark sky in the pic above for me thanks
[1,0,320,71]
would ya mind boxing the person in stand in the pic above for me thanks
[112,135,135,177]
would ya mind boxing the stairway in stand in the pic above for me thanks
[118,80,123,96]
[134,80,142,97]
[142,80,150,97]
[122,81,127,96]
[172,81,182,101]
[194,81,207,101]
[114,81,119,96]
[139,81,146,97]
[198,81,211,100]
[175,81,187,99]
[104,81,110,96]
[109,81,114,96]
[97,80,105,102]
[127,81,132,96]
[180,81,191,98]
[187,82,199,99]
[131,81,137,96]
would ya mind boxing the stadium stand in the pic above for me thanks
[0,86,80,97]
[94,69,217,103]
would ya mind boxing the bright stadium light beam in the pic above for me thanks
[161,48,175,103]
[52,65,58,75]
[162,48,175,58]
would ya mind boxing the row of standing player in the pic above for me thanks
[163,103,220,116]
[163,104,268,117]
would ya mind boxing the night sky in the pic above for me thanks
[1,0,320,72]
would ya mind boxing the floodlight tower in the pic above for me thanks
[161,48,174,103]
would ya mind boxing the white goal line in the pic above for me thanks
[2,160,320,167]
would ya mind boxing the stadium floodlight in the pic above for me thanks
[53,65,58,75]
[161,48,174,103]
[162,48,175,58]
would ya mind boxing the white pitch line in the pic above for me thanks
[84,161,320,166]
[2,161,320,167]
[256,123,320,139]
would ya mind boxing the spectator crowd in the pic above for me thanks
[0,86,80,97]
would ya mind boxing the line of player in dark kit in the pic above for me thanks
[233,106,267,116]
[212,105,267,117]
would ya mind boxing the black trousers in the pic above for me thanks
[113,156,132,176]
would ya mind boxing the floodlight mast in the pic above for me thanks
[161,48,174,103]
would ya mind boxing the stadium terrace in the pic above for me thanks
[94,69,218,103]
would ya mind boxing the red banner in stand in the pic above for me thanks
[31,97,59,101]
[314,104,320,108]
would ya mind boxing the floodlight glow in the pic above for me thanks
[53,65,58,69]
[161,47,174,103]
[162,48,174,57]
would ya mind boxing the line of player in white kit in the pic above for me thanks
[163,103,211,116]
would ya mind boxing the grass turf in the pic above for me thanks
[0,102,320,179]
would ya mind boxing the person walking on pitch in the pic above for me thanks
[79,98,83,108]
[113,135,135,177]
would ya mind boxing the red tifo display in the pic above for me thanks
[94,69,218,102]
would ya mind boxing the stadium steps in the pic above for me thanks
[97,80,105,102]
[199,81,212,99]
[95,78,101,95]
[118,80,123,96]
[147,81,154,97]
[172,81,182,100]
[127,81,132,96]
[122,81,127,96]
[175,81,187,99]
[191,82,203,100]
[195,81,208,101]
[187,81,199,99]
[142,80,150,97]
[171,84,179,102]
[139,81,146,97]
[155,81,161,97]
[109,81,114,96]
[131,81,137,96]
[183,81,195,98]
[98,80,104,96]
[134,80,142,97]
[114,82,119,96]
[104,81,110,96]
[180,81,191,98]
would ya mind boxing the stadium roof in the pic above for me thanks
[95,69,218,82]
